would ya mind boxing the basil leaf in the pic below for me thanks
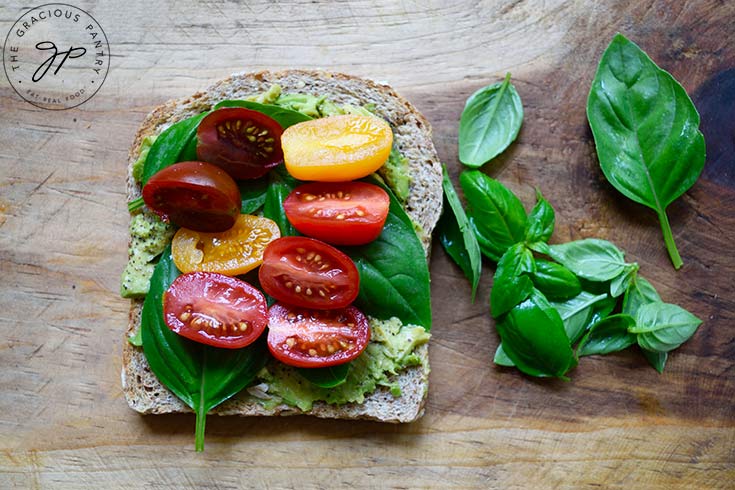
[142,112,209,184]
[550,291,608,344]
[547,238,628,282]
[239,177,269,214]
[214,100,312,128]
[622,275,661,317]
[437,165,482,300]
[490,243,535,318]
[141,247,269,451]
[496,289,576,378]
[345,178,432,330]
[179,134,199,161]
[493,343,515,367]
[610,264,638,298]
[587,34,706,269]
[263,166,300,236]
[577,314,636,356]
[461,170,528,261]
[630,302,702,352]
[525,190,555,243]
[530,259,581,301]
[641,348,667,373]
[586,295,617,329]
[297,363,350,388]
[459,73,523,167]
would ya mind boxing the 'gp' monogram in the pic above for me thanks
[32,41,86,82]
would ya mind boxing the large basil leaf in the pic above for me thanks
[142,112,210,184]
[263,166,300,236]
[344,179,432,330]
[577,314,636,357]
[214,100,312,128]
[460,170,528,261]
[525,190,555,244]
[630,302,702,352]
[458,73,523,167]
[622,275,661,316]
[550,291,609,344]
[141,247,269,451]
[298,363,350,388]
[495,289,576,378]
[530,259,581,301]
[490,243,535,318]
[547,239,628,282]
[587,34,706,269]
[438,165,482,300]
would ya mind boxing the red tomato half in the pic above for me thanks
[197,108,284,180]
[258,236,359,309]
[164,272,267,349]
[267,303,370,367]
[283,181,390,245]
[142,161,240,232]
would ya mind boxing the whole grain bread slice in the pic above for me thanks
[122,70,442,423]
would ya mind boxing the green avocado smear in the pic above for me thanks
[124,84,427,411]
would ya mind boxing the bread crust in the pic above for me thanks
[122,70,442,423]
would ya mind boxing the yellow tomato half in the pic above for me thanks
[281,114,393,182]
[172,214,280,275]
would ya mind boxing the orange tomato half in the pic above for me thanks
[172,214,280,275]
[281,114,393,182]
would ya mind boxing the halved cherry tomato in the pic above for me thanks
[164,272,267,349]
[172,214,280,275]
[281,114,393,182]
[267,302,369,367]
[258,236,359,309]
[142,161,240,232]
[197,108,284,180]
[283,181,390,245]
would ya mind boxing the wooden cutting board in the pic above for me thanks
[1,0,733,488]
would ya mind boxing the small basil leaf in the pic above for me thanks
[587,34,706,269]
[297,363,350,388]
[550,291,608,344]
[263,166,300,236]
[496,289,576,378]
[528,241,551,255]
[460,170,528,261]
[547,238,628,282]
[631,302,702,352]
[490,243,535,318]
[530,259,581,301]
[641,348,668,373]
[577,314,636,356]
[437,165,482,300]
[239,177,269,214]
[213,100,312,128]
[586,295,617,330]
[622,276,661,317]
[525,190,555,243]
[610,264,638,298]
[345,178,432,330]
[493,343,515,367]
[142,112,210,185]
[459,73,523,167]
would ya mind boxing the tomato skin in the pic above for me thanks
[258,236,359,309]
[267,303,370,367]
[283,181,390,245]
[142,161,240,232]
[164,272,268,349]
[172,214,280,275]
[197,108,284,180]
[281,114,393,182]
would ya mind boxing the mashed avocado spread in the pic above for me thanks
[123,86,427,410]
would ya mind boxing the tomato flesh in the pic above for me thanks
[283,181,390,245]
[172,214,280,275]
[267,303,369,367]
[258,236,359,309]
[281,114,393,182]
[142,161,240,232]
[164,272,267,349]
[197,107,284,180]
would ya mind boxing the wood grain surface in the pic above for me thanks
[1,0,733,488]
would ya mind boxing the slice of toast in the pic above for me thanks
[121,70,442,423]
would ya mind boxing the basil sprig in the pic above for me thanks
[140,247,269,451]
[587,34,706,269]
